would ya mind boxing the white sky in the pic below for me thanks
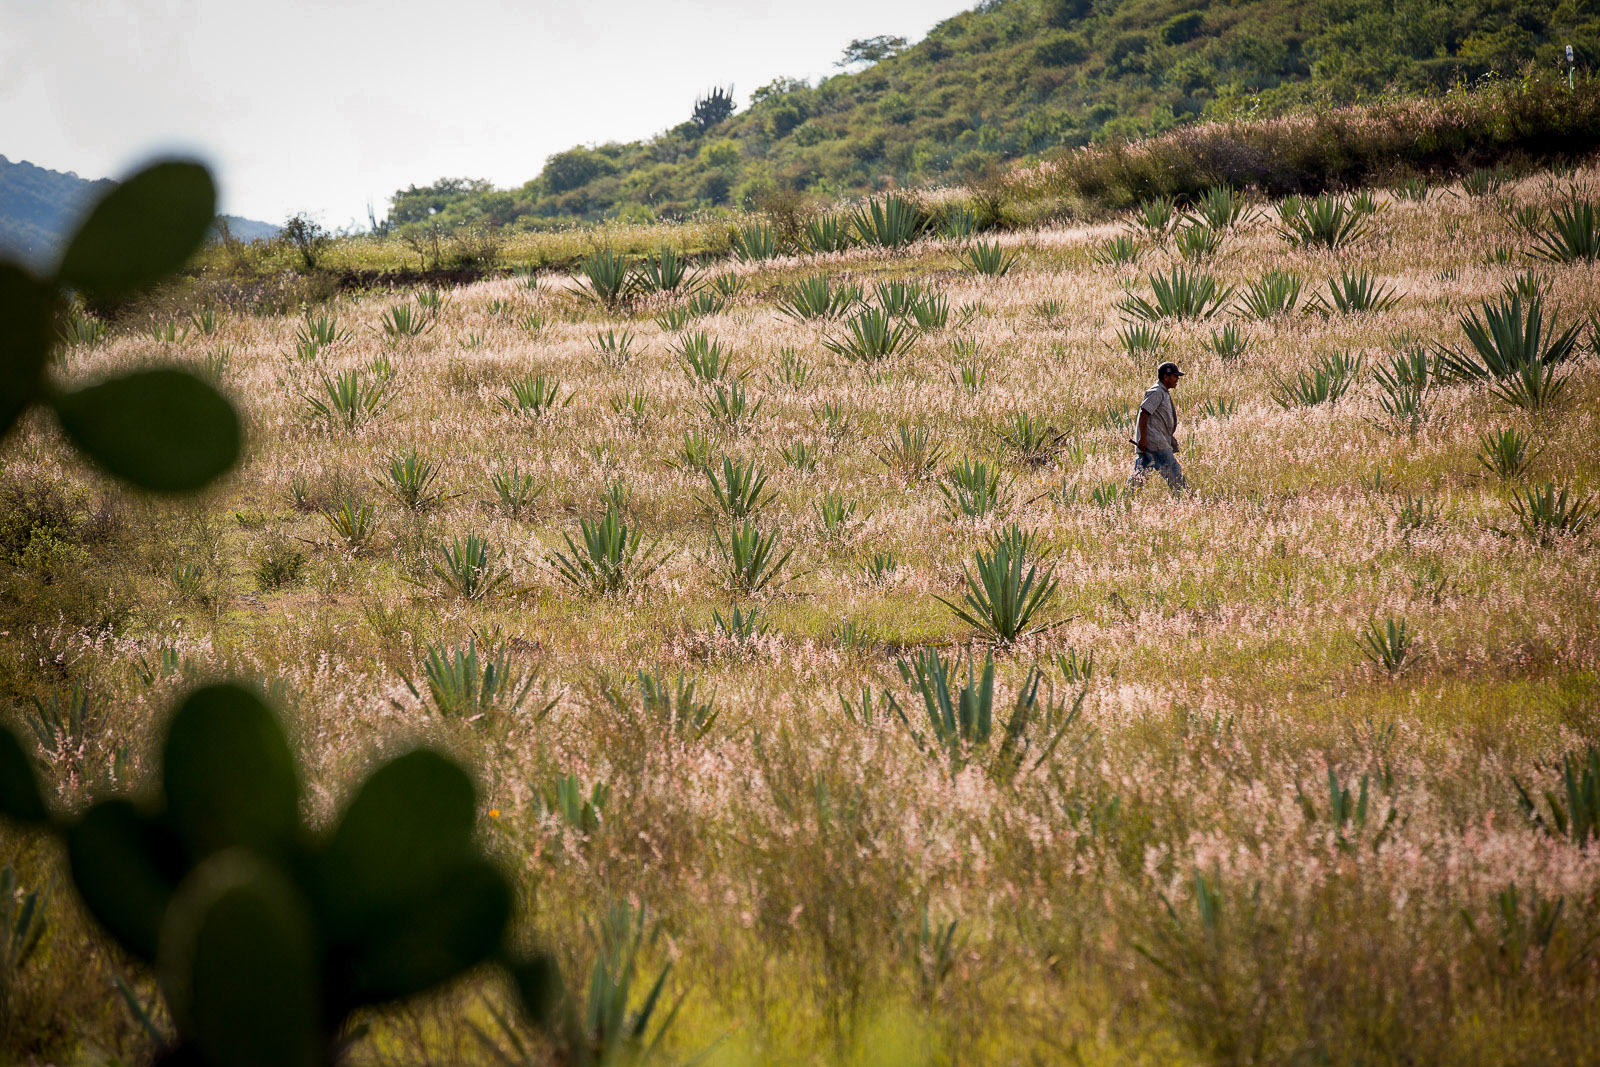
[2,0,972,229]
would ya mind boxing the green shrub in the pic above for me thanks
[253,533,307,591]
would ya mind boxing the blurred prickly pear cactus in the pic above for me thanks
[1,162,559,1063]
[1,159,239,491]
[0,684,558,1065]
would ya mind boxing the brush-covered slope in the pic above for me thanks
[387,0,1600,226]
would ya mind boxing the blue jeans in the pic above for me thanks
[1129,448,1185,491]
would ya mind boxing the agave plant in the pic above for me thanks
[1514,744,1600,847]
[631,247,697,293]
[939,204,981,240]
[995,411,1060,466]
[1115,322,1166,361]
[305,364,398,430]
[730,220,780,261]
[957,240,1019,276]
[712,521,793,595]
[1528,194,1599,263]
[872,279,925,316]
[700,381,761,428]
[1237,269,1304,319]
[432,533,512,600]
[877,424,947,483]
[776,274,861,321]
[1272,351,1362,408]
[575,248,631,306]
[551,506,671,596]
[1208,324,1249,362]
[698,456,774,519]
[489,462,542,517]
[670,429,718,471]
[1131,195,1177,238]
[824,306,919,361]
[781,440,820,472]
[1121,267,1235,321]
[940,458,1008,520]
[631,670,719,740]
[711,604,770,643]
[1440,294,1581,382]
[589,328,635,369]
[773,349,811,390]
[1393,176,1429,202]
[683,289,730,317]
[1276,194,1371,249]
[1489,354,1571,412]
[1195,185,1251,229]
[378,448,445,510]
[499,373,572,418]
[1372,347,1433,431]
[1459,166,1506,199]
[322,498,380,554]
[671,331,739,382]
[378,303,433,340]
[1509,482,1595,540]
[1174,219,1224,262]
[1311,270,1401,315]
[814,492,858,539]
[1475,427,1540,481]
[802,212,855,253]
[1359,617,1415,674]
[909,293,951,330]
[936,527,1059,643]
[851,194,931,249]
[893,649,1085,777]
[1089,235,1143,267]
[409,637,548,722]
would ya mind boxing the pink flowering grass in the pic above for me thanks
[2,161,1599,1065]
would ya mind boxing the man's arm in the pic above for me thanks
[1135,409,1149,451]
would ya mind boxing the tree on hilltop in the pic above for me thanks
[837,35,907,67]
[692,87,737,132]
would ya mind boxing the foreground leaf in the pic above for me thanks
[56,160,217,298]
[51,367,240,491]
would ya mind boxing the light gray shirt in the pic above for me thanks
[1139,382,1177,452]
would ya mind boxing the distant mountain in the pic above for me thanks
[0,155,279,271]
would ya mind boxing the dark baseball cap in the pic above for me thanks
[1158,361,1185,377]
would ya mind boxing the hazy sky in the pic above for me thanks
[2,0,972,228]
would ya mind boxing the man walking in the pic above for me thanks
[1129,361,1186,492]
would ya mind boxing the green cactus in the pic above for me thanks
[0,683,556,1066]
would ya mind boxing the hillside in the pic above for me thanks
[0,155,278,271]
[386,0,1599,227]
[6,157,1600,1062]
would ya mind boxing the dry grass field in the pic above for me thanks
[3,164,1599,1065]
